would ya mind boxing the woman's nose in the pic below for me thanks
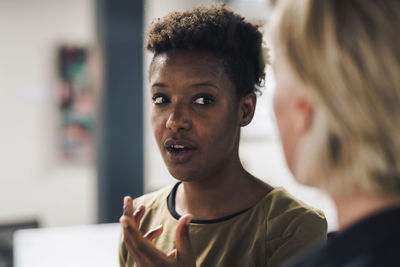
[165,105,191,132]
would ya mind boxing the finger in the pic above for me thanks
[175,214,195,265]
[120,216,141,254]
[120,216,150,261]
[121,215,159,253]
[123,196,134,217]
[143,225,163,241]
[167,249,177,258]
[120,215,136,232]
[133,204,145,225]
[123,218,169,263]
[175,214,192,251]
[123,225,147,263]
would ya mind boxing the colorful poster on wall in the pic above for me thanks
[58,46,96,163]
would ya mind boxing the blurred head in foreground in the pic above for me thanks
[271,0,400,198]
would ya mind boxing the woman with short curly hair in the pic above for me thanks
[119,5,327,267]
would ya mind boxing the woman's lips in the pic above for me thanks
[164,139,197,164]
[166,146,196,163]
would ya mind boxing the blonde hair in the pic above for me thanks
[271,0,400,196]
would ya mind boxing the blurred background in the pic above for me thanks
[0,0,336,266]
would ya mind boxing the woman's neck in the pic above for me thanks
[174,163,271,220]
[334,193,400,231]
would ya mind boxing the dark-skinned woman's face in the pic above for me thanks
[150,51,242,181]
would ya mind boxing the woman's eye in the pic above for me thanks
[193,96,214,105]
[152,95,168,104]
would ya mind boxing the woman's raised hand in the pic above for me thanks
[120,196,196,267]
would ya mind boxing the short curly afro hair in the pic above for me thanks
[146,4,266,97]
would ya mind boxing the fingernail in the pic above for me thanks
[155,224,163,230]
[185,214,192,225]
[133,206,141,215]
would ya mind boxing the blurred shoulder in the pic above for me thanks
[263,187,328,266]
[265,187,326,222]
[264,187,327,239]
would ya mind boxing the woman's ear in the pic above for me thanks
[295,94,314,134]
[238,93,257,127]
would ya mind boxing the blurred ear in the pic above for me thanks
[238,93,257,127]
[295,93,314,134]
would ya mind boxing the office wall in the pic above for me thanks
[0,0,96,227]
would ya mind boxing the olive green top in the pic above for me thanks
[119,184,327,267]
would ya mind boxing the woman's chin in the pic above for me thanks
[168,170,197,182]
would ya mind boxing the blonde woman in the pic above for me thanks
[270,0,400,266]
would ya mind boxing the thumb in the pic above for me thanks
[175,214,196,266]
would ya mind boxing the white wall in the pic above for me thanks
[0,0,96,227]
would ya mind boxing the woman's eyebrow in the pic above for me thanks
[151,82,167,88]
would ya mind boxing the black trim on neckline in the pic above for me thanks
[167,182,251,224]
